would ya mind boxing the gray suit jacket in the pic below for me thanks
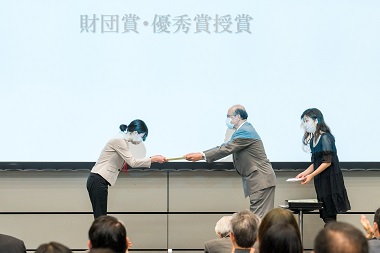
[204,122,276,197]
[0,234,26,253]
[91,137,151,186]
[204,237,233,253]
[369,238,380,253]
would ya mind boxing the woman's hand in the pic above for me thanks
[300,163,330,185]
[150,155,167,163]
[301,174,314,185]
[296,164,314,179]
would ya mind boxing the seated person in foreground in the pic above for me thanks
[88,249,116,253]
[88,215,130,253]
[259,223,303,253]
[35,242,72,253]
[0,233,26,253]
[204,216,233,253]
[258,207,301,244]
[314,221,368,253]
[229,210,260,253]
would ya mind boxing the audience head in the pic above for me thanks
[215,216,232,238]
[35,242,72,253]
[88,215,128,253]
[374,207,380,235]
[229,209,260,249]
[314,221,368,253]
[259,223,303,253]
[258,207,300,242]
[88,249,116,253]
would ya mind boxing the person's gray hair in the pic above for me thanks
[215,216,232,238]
[230,210,261,248]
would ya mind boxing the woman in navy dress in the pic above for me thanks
[296,108,351,224]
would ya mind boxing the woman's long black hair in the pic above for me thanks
[301,108,331,145]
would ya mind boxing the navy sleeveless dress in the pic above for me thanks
[310,133,351,219]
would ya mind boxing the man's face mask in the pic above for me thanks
[225,115,236,129]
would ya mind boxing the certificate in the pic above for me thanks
[167,157,186,161]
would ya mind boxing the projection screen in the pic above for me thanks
[1,0,379,162]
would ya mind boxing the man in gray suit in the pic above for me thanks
[204,216,233,253]
[185,105,276,218]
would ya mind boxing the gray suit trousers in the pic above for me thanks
[249,186,275,218]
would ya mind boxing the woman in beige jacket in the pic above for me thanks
[87,119,167,218]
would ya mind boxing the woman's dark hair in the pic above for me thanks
[301,108,331,145]
[259,223,303,253]
[35,242,72,253]
[258,208,301,242]
[119,119,148,141]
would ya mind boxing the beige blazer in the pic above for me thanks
[91,137,151,186]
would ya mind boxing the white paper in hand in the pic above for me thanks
[286,178,303,182]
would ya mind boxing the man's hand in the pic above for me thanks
[184,152,203,162]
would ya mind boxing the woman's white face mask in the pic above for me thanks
[302,116,317,134]
[130,132,145,145]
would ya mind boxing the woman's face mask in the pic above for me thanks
[131,132,145,145]
[302,116,317,133]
